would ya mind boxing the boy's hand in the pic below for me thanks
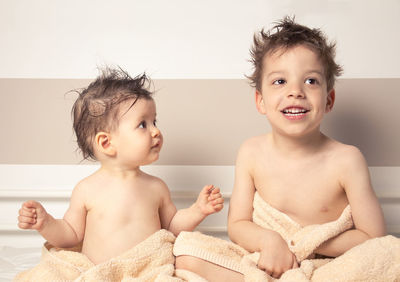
[257,231,299,278]
[18,200,48,231]
[195,185,224,216]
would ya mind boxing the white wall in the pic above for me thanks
[1,165,399,247]
[0,0,399,79]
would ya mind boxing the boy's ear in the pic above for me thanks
[325,89,335,113]
[94,132,116,157]
[255,90,267,115]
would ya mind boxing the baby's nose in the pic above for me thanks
[151,126,161,137]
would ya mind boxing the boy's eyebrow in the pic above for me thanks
[265,71,284,78]
[305,70,324,77]
[265,69,324,78]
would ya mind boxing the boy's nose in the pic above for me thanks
[287,84,305,99]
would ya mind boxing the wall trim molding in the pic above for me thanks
[1,165,399,247]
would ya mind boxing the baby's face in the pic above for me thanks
[256,45,334,137]
[111,98,163,167]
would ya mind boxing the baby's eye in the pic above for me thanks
[153,120,157,127]
[305,78,318,85]
[273,79,286,85]
[139,121,146,129]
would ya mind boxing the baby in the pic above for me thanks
[17,68,224,264]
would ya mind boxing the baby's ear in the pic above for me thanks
[94,132,116,157]
[255,90,267,115]
[325,89,335,113]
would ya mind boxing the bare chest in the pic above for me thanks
[253,160,348,226]
[86,187,161,227]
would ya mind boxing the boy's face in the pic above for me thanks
[255,45,335,138]
[111,98,163,167]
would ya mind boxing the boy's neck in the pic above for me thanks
[270,130,328,158]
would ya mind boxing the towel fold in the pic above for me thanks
[15,229,182,282]
[174,192,400,281]
[252,192,354,262]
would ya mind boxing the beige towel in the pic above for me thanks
[174,192,400,281]
[252,192,354,262]
[15,229,182,282]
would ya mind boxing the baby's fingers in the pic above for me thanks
[210,186,220,194]
[18,215,37,229]
[211,198,224,212]
[19,207,37,218]
[22,200,47,217]
[23,200,40,209]
[212,197,224,205]
[212,203,224,212]
[207,188,222,200]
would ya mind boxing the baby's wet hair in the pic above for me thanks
[71,67,153,161]
[248,16,343,91]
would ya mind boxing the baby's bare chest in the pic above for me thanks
[87,188,160,224]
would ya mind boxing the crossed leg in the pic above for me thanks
[175,255,244,282]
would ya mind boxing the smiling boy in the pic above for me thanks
[172,17,398,281]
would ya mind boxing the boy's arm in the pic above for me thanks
[228,141,297,278]
[315,147,386,257]
[18,183,87,247]
[159,181,223,236]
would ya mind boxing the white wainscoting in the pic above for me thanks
[0,165,399,248]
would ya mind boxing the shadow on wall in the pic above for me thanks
[322,79,400,166]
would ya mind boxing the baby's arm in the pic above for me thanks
[18,183,87,247]
[228,142,297,279]
[159,181,223,236]
[315,147,386,257]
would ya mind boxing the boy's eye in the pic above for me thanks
[139,121,146,129]
[305,78,318,85]
[153,120,157,127]
[273,79,286,85]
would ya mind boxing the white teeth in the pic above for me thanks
[283,108,307,114]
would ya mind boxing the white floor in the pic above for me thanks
[0,246,41,282]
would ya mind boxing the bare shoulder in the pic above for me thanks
[74,170,103,192]
[237,134,269,161]
[326,140,370,190]
[140,171,173,210]
[328,140,367,167]
[140,171,170,195]
[69,173,98,203]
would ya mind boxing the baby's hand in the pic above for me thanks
[257,232,298,278]
[195,185,224,216]
[18,200,48,231]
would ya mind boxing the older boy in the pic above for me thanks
[173,17,398,281]
[17,68,224,267]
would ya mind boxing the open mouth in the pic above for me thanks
[281,107,309,117]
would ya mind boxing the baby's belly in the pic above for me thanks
[82,218,161,264]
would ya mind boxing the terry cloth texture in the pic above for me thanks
[15,229,184,282]
[174,192,400,281]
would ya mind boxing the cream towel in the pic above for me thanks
[252,192,354,262]
[174,192,400,281]
[15,229,182,282]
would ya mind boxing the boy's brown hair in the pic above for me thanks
[71,68,153,161]
[248,16,343,91]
